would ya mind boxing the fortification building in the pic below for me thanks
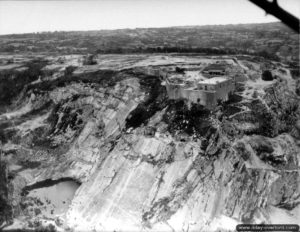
[165,76,234,109]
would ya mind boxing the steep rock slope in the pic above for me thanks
[0,56,299,231]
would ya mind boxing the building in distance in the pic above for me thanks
[202,63,226,76]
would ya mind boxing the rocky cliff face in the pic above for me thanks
[0,55,299,231]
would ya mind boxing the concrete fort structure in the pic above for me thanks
[165,76,234,109]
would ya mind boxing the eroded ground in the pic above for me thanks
[0,54,299,231]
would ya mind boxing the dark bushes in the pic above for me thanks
[162,100,211,137]
[126,73,168,128]
[250,99,279,137]
[0,160,13,227]
[82,54,97,65]
[262,70,273,81]
[0,59,48,106]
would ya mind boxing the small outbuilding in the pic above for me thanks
[202,64,226,76]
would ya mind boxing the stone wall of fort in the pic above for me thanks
[182,89,217,107]
[165,80,234,109]
[213,80,235,102]
[166,84,217,108]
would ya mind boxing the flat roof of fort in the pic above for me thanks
[198,76,230,85]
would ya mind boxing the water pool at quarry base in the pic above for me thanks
[23,180,80,218]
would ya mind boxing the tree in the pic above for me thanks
[64,66,77,76]
[252,90,258,98]
[175,67,185,74]
[83,54,97,65]
[262,70,273,81]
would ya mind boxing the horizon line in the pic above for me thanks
[0,20,283,36]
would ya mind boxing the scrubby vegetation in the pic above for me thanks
[1,22,296,62]
[0,59,48,107]
[262,70,274,81]
[28,69,118,93]
[126,72,168,128]
[82,54,97,65]
[162,100,212,138]
[247,84,299,138]
[0,155,13,228]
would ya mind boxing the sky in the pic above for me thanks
[0,0,299,35]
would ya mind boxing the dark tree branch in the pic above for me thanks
[249,0,299,33]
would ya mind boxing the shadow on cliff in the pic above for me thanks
[0,59,48,112]
[27,69,118,92]
[125,71,168,128]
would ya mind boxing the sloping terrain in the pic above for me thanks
[0,54,299,231]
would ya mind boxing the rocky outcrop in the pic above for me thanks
[0,159,13,228]
[0,55,299,231]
